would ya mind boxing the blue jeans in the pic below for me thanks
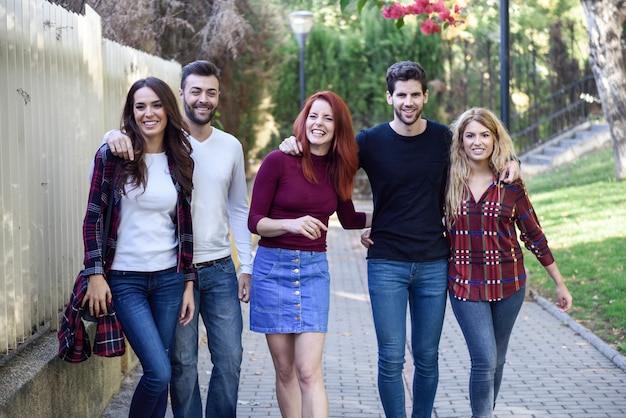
[449,287,525,418]
[367,258,448,418]
[108,267,183,418]
[170,258,242,418]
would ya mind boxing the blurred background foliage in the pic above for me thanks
[68,0,590,166]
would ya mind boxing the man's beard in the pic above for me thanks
[185,102,216,126]
[394,106,421,127]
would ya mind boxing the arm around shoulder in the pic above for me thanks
[104,129,134,161]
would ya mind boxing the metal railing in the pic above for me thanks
[510,75,600,154]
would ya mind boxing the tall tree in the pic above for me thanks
[79,0,279,170]
[580,0,626,180]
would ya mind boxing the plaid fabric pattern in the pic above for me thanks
[58,272,125,363]
[448,179,554,302]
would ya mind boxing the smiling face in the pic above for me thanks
[305,99,335,156]
[462,121,495,165]
[387,79,429,127]
[133,86,167,143]
[180,73,220,127]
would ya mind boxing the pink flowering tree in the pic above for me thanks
[340,0,464,35]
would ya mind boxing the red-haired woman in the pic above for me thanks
[248,91,372,417]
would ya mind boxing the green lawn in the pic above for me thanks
[523,146,626,354]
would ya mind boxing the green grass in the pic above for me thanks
[523,147,626,354]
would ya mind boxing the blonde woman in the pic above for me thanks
[445,107,573,418]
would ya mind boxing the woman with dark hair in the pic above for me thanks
[81,77,196,417]
[248,91,372,417]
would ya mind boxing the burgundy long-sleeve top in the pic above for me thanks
[248,150,367,252]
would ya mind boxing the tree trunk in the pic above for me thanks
[581,0,626,180]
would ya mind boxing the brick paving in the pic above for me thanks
[104,209,626,418]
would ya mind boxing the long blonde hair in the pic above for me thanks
[445,107,519,227]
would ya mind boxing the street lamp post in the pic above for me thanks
[500,0,510,129]
[289,11,314,108]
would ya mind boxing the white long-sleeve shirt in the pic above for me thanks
[189,128,253,274]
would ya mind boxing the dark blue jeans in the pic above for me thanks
[367,258,448,418]
[109,267,183,418]
[449,286,525,418]
[169,258,242,418]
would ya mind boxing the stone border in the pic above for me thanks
[529,288,626,372]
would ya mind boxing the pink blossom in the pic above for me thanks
[405,3,426,15]
[439,8,452,22]
[382,0,463,33]
[432,0,446,13]
[381,3,407,19]
[420,18,441,35]
[440,8,460,25]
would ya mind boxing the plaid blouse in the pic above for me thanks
[447,178,554,302]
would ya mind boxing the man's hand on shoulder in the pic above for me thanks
[105,130,134,161]
[278,135,303,156]
[499,159,521,183]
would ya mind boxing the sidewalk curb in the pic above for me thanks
[529,288,626,372]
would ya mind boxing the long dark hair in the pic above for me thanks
[119,77,194,197]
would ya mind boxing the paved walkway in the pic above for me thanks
[103,209,626,418]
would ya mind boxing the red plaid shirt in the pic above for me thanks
[448,179,554,302]
[58,272,126,362]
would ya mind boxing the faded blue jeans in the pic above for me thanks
[449,286,525,418]
[169,257,243,418]
[367,258,448,418]
[108,267,183,418]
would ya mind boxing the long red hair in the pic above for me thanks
[292,91,359,201]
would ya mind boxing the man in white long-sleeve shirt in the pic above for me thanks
[105,60,252,418]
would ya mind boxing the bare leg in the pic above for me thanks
[295,332,328,418]
[266,334,301,418]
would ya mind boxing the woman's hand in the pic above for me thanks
[544,262,573,312]
[256,215,327,240]
[82,274,112,317]
[285,215,328,240]
[555,283,573,312]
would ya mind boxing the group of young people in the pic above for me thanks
[70,58,572,418]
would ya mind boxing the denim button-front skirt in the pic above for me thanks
[250,246,330,334]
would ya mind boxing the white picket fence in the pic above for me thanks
[0,0,182,356]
